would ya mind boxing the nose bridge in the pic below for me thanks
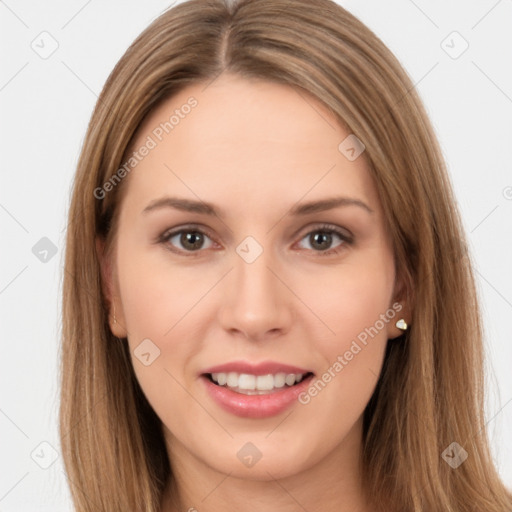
[235,246,275,302]
[219,238,292,338]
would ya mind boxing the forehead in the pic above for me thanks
[122,73,379,216]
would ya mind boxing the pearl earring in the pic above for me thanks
[395,318,408,331]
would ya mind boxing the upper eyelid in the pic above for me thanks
[292,222,353,243]
[161,224,219,243]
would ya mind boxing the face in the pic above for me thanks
[99,74,407,483]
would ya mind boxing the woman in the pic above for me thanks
[59,0,512,510]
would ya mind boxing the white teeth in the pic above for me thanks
[216,372,227,386]
[238,374,256,390]
[285,374,296,386]
[227,372,238,387]
[209,372,308,391]
[256,374,274,391]
[273,373,286,388]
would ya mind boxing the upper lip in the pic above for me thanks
[201,360,313,376]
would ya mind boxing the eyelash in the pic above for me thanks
[157,223,353,258]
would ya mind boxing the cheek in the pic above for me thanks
[115,250,203,427]
[296,253,394,410]
[117,241,208,341]
[118,276,171,351]
[116,241,217,400]
[304,253,395,347]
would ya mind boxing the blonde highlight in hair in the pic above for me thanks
[60,1,512,510]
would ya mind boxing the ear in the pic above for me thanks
[387,270,413,340]
[95,236,128,338]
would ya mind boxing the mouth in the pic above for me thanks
[204,371,314,395]
[200,371,314,419]
[199,362,315,418]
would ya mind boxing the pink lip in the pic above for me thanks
[201,360,312,376]
[201,374,314,419]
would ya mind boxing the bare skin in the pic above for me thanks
[97,73,409,512]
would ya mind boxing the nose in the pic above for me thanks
[218,246,293,342]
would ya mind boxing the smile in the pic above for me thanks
[207,372,311,395]
[200,372,314,419]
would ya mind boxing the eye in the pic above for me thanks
[158,226,217,254]
[157,223,353,257]
[296,224,353,256]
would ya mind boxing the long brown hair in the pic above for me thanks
[60,0,512,510]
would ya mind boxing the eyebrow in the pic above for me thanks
[142,195,374,217]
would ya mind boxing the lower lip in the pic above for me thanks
[201,374,314,419]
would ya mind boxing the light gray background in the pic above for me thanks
[1,0,511,509]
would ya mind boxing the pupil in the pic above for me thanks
[311,231,332,250]
[182,232,203,250]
